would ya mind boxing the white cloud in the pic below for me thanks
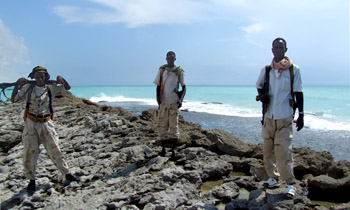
[0,19,30,83]
[52,0,349,50]
[53,0,215,27]
[240,21,266,47]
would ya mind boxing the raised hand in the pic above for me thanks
[16,77,28,86]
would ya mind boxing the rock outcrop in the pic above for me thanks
[1,92,350,210]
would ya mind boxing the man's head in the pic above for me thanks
[272,38,287,62]
[28,66,50,87]
[166,51,176,67]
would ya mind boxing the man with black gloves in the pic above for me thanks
[256,38,304,199]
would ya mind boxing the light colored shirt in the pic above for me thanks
[256,64,302,120]
[153,65,186,104]
[14,83,66,115]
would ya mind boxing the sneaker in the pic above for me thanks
[263,177,280,188]
[66,173,80,182]
[284,184,296,199]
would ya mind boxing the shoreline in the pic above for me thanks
[98,101,350,162]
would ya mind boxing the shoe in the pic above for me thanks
[159,149,166,157]
[170,150,181,160]
[284,184,296,199]
[263,177,280,189]
[66,173,80,182]
[26,180,36,194]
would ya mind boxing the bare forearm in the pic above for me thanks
[180,85,186,101]
[63,78,71,90]
[11,78,27,103]
[156,85,161,106]
[11,85,20,103]
[57,76,71,90]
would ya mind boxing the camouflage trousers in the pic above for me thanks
[22,119,69,180]
[157,103,179,140]
[262,115,295,184]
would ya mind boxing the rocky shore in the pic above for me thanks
[1,92,350,210]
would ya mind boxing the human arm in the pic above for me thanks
[256,89,270,104]
[177,85,186,108]
[293,65,303,131]
[295,92,304,131]
[154,68,163,107]
[177,68,186,108]
[156,85,161,106]
[256,68,270,104]
[56,76,71,90]
[11,78,28,103]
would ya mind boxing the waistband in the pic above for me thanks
[27,113,52,123]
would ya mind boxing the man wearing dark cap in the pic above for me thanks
[11,66,79,194]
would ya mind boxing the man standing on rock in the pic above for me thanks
[11,66,79,194]
[154,51,186,159]
[256,38,304,199]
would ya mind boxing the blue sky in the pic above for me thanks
[0,0,349,86]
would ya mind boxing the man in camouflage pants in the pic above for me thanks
[154,51,186,159]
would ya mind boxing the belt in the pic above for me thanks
[27,113,52,123]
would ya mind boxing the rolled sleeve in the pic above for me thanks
[153,69,161,85]
[49,84,66,98]
[256,67,266,89]
[180,70,186,86]
[293,65,302,92]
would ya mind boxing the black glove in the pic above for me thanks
[258,94,270,104]
[177,100,182,108]
[296,114,304,131]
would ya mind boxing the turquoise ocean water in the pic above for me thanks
[70,85,350,131]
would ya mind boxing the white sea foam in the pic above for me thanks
[89,93,261,118]
[89,93,158,106]
[304,115,350,131]
[89,93,350,132]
